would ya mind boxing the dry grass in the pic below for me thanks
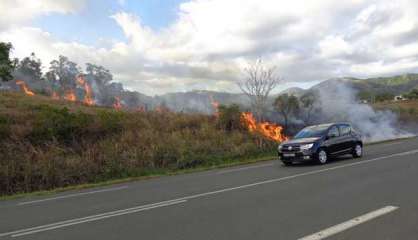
[0,91,276,196]
[373,100,418,122]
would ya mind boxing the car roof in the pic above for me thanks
[308,122,351,129]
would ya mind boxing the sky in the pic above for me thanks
[1,0,418,95]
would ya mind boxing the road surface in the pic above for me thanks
[1,137,418,240]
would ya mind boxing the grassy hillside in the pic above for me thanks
[373,100,418,122]
[0,92,276,196]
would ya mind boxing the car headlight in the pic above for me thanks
[278,145,283,152]
[300,143,314,150]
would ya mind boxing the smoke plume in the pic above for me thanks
[315,82,413,142]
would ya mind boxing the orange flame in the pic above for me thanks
[77,75,95,105]
[155,105,171,113]
[241,112,288,142]
[137,106,145,112]
[51,91,60,100]
[64,89,77,102]
[155,105,163,113]
[16,80,35,96]
[210,96,220,118]
[113,96,122,110]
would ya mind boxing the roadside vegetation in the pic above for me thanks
[373,99,418,122]
[0,92,277,196]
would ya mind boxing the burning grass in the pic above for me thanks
[0,92,280,196]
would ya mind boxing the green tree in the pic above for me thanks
[217,104,243,131]
[46,56,80,91]
[274,94,300,129]
[405,88,418,99]
[85,63,113,86]
[0,42,15,82]
[15,53,42,81]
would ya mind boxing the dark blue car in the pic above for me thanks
[278,123,363,165]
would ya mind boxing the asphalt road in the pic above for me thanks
[1,137,418,240]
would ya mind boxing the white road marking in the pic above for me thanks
[298,206,399,240]
[17,186,129,206]
[217,163,275,174]
[2,149,417,237]
[169,149,418,202]
[0,199,186,238]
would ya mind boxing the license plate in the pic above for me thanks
[283,153,295,157]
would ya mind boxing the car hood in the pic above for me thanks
[282,137,321,145]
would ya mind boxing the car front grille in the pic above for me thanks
[281,145,300,152]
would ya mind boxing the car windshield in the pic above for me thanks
[294,126,329,139]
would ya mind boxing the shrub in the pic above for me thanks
[217,104,243,131]
[97,110,124,133]
[29,105,92,144]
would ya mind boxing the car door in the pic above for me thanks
[338,124,354,153]
[326,126,341,154]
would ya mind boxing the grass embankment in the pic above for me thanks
[0,92,276,197]
[373,100,418,122]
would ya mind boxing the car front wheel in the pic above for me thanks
[282,161,293,166]
[352,144,363,158]
[317,149,328,164]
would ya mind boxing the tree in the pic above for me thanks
[85,63,113,86]
[238,60,281,121]
[15,53,42,81]
[300,92,316,125]
[46,56,80,91]
[405,88,418,99]
[0,42,15,82]
[274,94,300,130]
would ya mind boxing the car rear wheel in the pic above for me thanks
[352,144,362,158]
[317,149,328,164]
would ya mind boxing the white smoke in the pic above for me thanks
[316,82,413,143]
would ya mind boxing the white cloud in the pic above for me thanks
[0,0,87,31]
[2,0,418,95]
[319,36,354,59]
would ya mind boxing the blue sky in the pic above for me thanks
[33,0,185,46]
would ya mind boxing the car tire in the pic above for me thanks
[352,144,363,158]
[317,149,328,164]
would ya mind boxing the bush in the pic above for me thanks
[405,88,418,100]
[97,110,125,133]
[375,92,395,102]
[217,104,243,131]
[29,105,92,144]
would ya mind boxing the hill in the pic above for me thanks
[153,73,418,111]
[309,74,418,98]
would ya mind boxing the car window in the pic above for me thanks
[339,125,351,136]
[293,125,328,139]
[328,126,340,137]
